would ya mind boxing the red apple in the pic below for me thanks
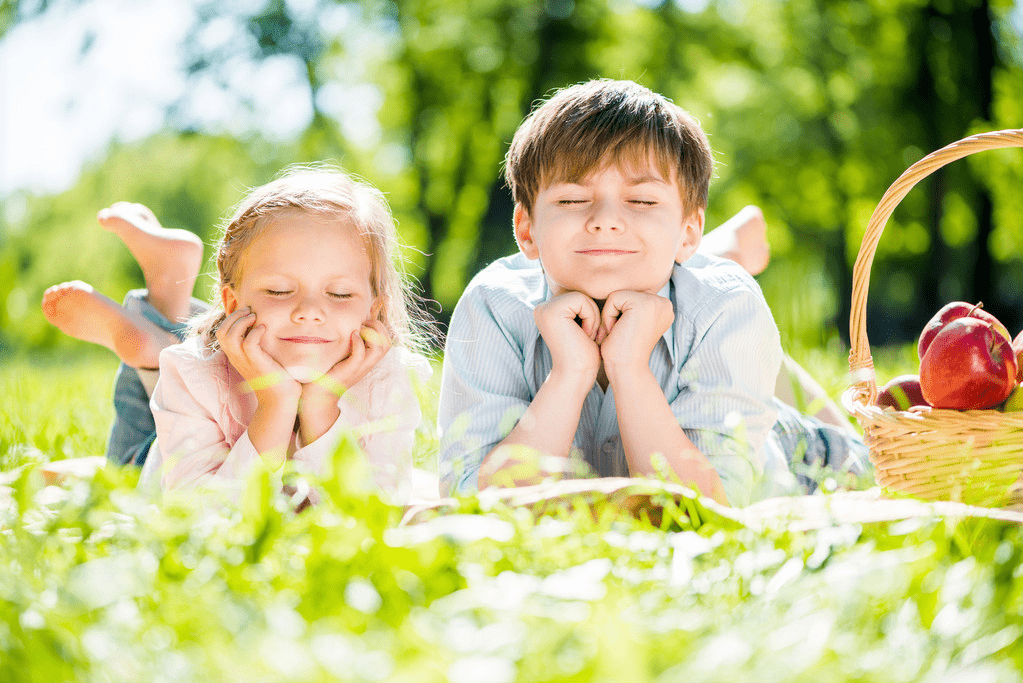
[919,317,1018,410]
[875,374,929,410]
[918,301,1012,361]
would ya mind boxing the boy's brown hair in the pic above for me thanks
[504,79,713,218]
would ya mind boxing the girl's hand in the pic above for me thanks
[216,306,301,403]
[305,319,393,402]
[296,319,392,447]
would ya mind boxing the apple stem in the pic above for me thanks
[969,302,985,317]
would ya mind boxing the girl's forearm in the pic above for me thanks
[297,397,341,447]
[247,395,300,465]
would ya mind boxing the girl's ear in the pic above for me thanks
[674,208,705,265]
[222,285,239,314]
[513,203,540,260]
[369,296,383,321]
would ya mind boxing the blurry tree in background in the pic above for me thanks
[1,0,1021,359]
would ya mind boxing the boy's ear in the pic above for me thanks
[675,208,705,264]
[221,285,239,314]
[513,203,540,260]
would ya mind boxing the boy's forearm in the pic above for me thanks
[478,368,592,489]
[608,367,729,505]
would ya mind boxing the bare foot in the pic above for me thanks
[41,281,179,369]
[701,205,771,276]
[97,202,204,323]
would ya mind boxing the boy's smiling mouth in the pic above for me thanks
[577,249,637,255]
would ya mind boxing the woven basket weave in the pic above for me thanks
[843,128,1023,508]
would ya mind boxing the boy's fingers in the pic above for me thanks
[597,297,626,344]
[553,291,599,336]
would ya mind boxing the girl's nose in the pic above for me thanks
[291,295,325,323]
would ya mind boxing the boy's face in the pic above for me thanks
[514,160,703,301]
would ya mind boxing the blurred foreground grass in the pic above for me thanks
[5,347,1023,683]
[0,352,117,469]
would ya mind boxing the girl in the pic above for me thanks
[137,166,433,503]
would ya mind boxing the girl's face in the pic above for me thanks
[222,210,379,382]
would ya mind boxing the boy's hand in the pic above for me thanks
[597,290,674,378]
[534,292,601,382]
[217,307,301,403]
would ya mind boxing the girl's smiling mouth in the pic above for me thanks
[279,336,333,344]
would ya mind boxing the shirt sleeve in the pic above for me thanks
[151,344,264,491]
[669,285,783,507]
[438,284,534,496]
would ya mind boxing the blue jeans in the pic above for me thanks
[771,398,871,493]
[105,290,207,466]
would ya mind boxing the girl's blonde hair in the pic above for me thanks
[192,164,430,355]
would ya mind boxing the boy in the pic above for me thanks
[438,79,866,506]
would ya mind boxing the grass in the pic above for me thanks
[3,348,1023,682]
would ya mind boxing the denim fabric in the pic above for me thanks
[105,290,207,466]
[771,399,871,493]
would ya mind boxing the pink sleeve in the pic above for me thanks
[151,343,264,491]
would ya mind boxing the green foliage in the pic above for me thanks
[3,420,1023,680]
[5,0,1022,356]
[3,353,1023,682]
[0,354,115,468]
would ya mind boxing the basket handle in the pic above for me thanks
[847,128,1023,406]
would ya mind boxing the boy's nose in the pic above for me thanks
[586,199,622,232]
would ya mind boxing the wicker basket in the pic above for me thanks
[843,128,1023,508]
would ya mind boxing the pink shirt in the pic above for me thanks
[141,336,431,503]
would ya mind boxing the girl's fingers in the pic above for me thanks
[217,308,254,347]
[360,319,392,352]
[347,329,368,365]
[241,323,266,357]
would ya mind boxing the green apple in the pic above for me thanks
[1001,384,1023,412]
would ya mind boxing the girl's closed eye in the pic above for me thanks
[265,289,292,297]
[328,292,353,300]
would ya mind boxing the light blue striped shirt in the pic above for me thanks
[438,251,794,505]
